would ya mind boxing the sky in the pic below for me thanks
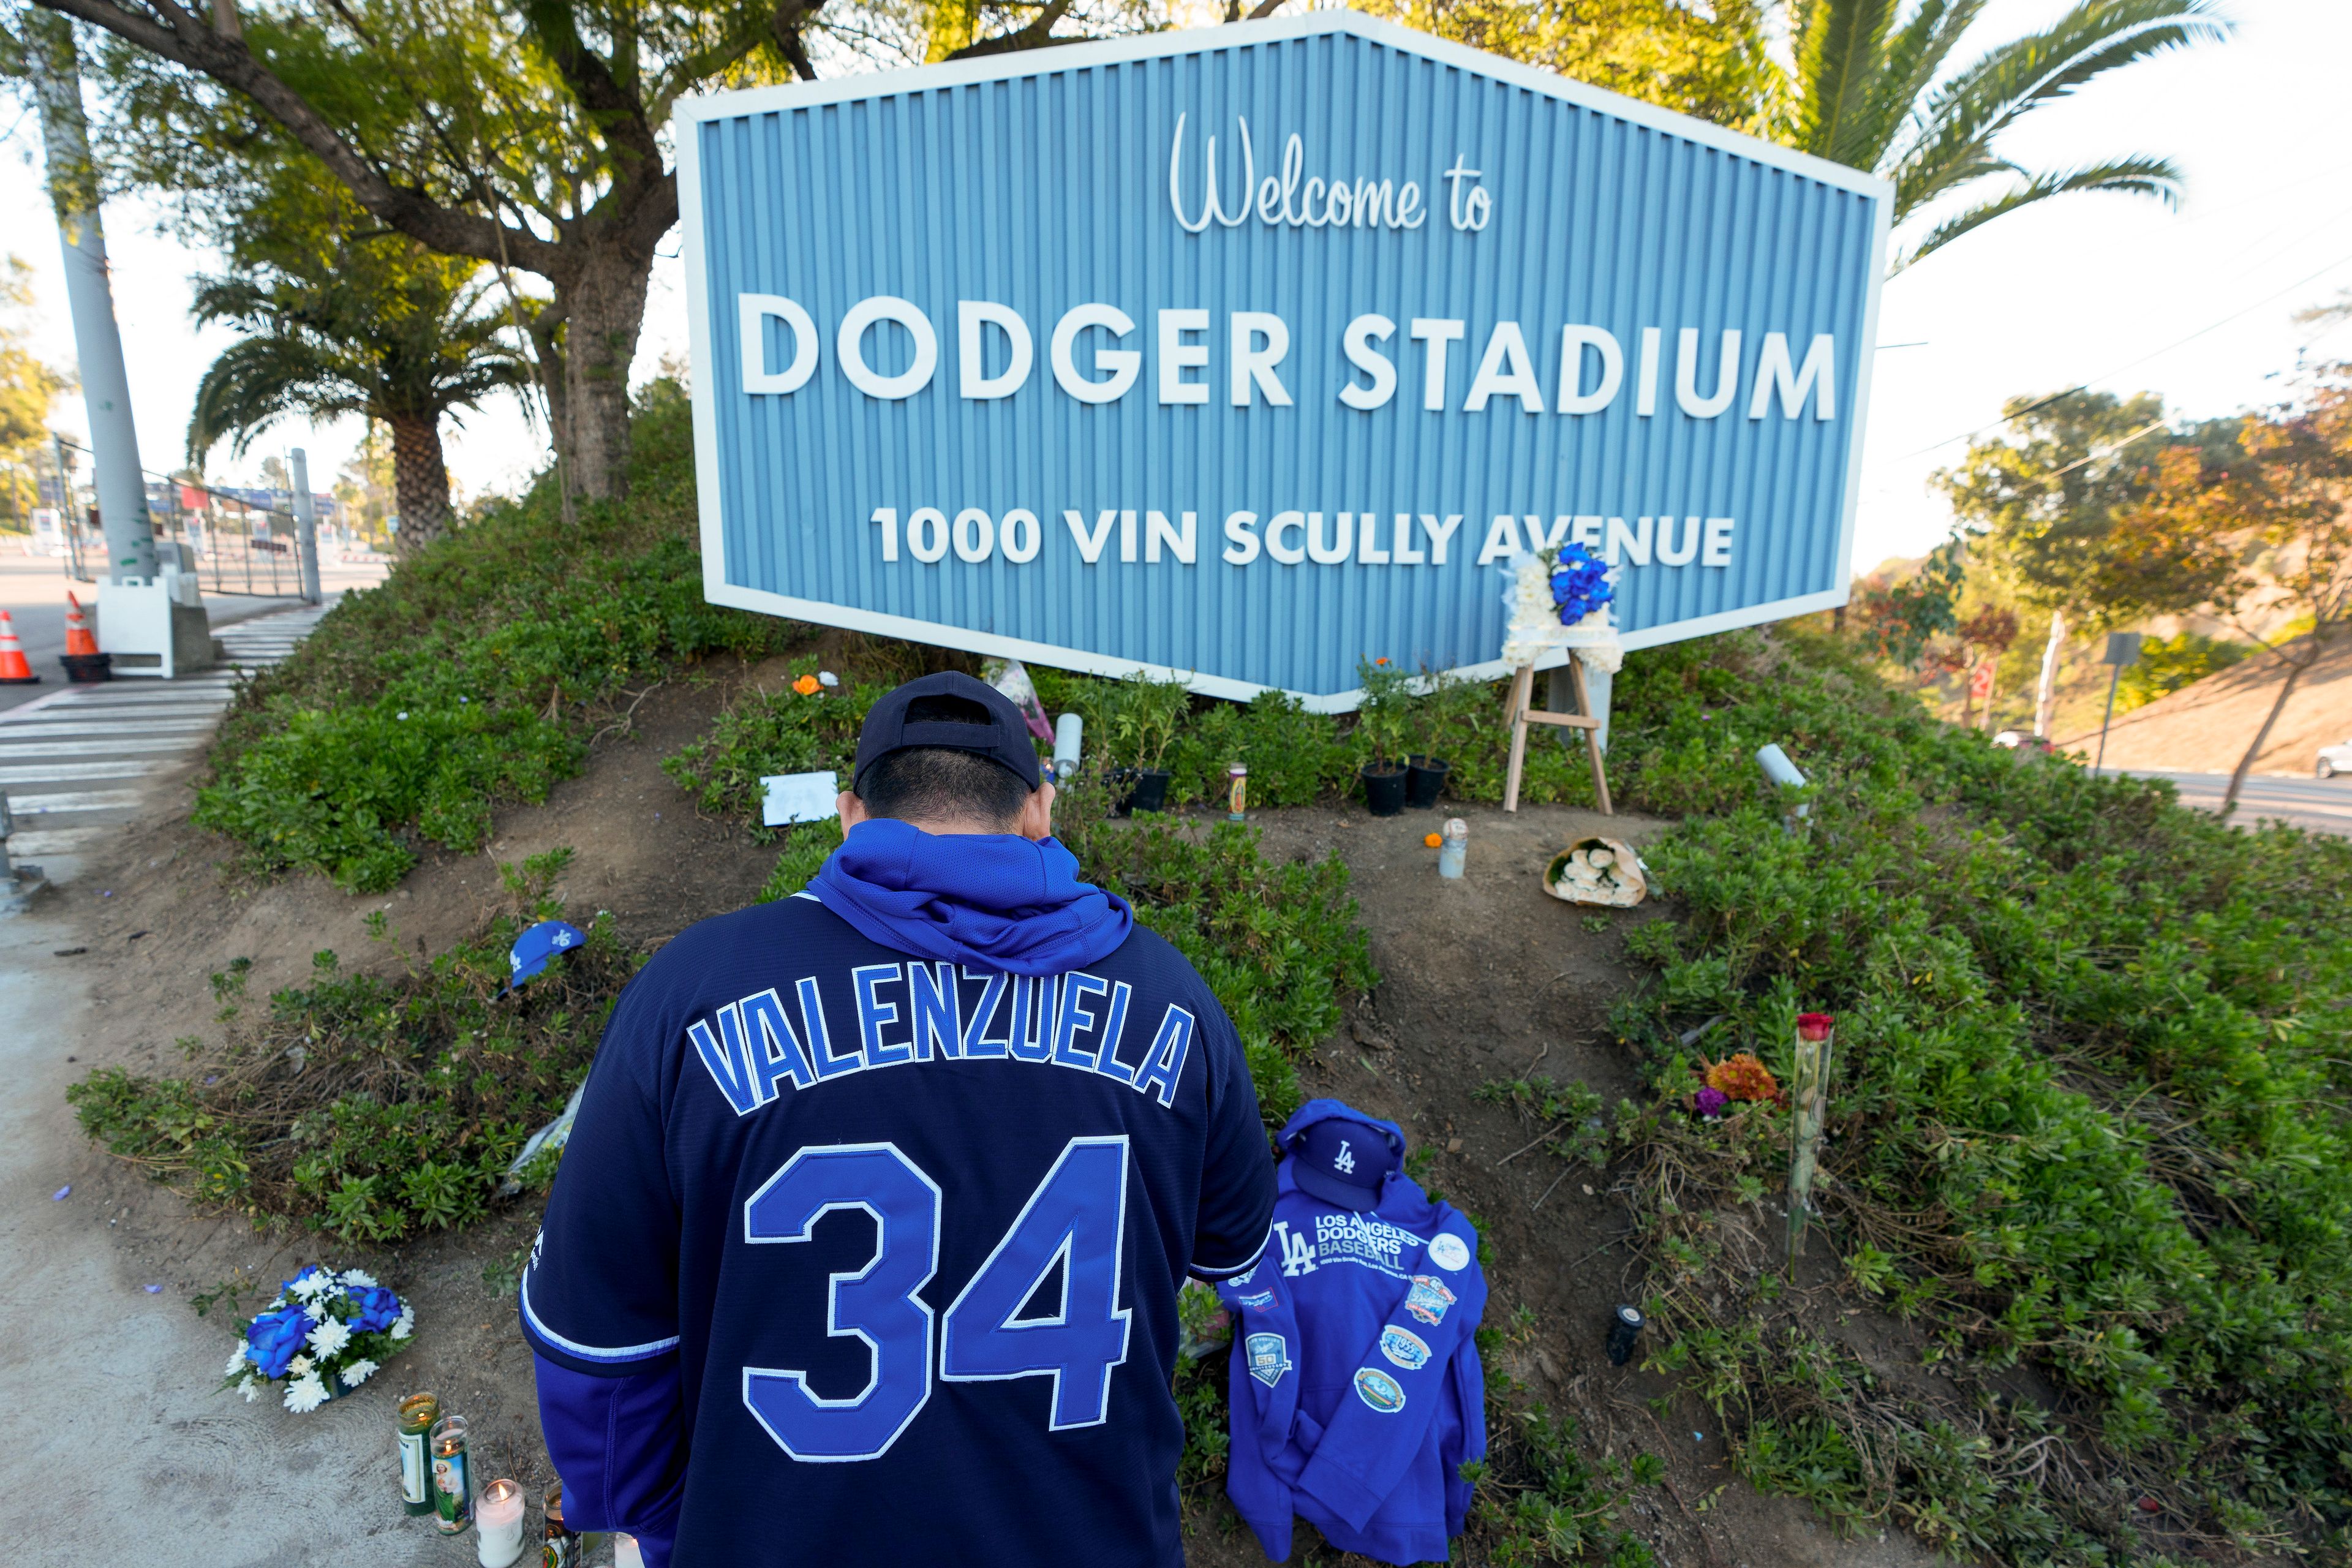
[3,0,2346,558]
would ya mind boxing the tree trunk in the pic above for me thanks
[2223,641,2320,815]
[548,237,655,505]
[2033,611,2065,737]
[386,411,453,557]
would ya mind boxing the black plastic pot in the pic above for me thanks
[1405,756,1451,809]
[60,652,111,684]
[1360,765,1408,817]
[1121,768,1174,815]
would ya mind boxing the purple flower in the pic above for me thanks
[347,1286,404,1334]
[1694,1087,1729,1119]
[245,1305,311,1379]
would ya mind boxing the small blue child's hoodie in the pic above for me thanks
[1215,1100,1487,1565]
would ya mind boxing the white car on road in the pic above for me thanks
[2320,739,2352,779]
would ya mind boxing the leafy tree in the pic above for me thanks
[43,0,838,507]
[1850,535,1965,669]
[1353,0,1782,130]
[0,255,71,462]
[186,216,531,554]
[2121,379,2352,810]
[1784,0,2228,268]
[1936,390,2235,629]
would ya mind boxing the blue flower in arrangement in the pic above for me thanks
[348,1284,405,1334]
[245,1304,313,1379]
[1548,543,1615,627]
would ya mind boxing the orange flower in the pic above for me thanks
[1705,1053,1781,1103]
[792,674,821,696]
[1423,832,1442,848]
[1375,657,1390,665]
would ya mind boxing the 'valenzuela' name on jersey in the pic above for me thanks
[684,961,1197,1114]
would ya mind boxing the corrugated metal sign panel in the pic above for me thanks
[678,11,1890,710]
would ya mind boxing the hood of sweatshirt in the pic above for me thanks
[808,817,1134,976]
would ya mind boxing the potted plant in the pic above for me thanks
[1355,657,1412,816]
[1404,664,1451,809]
[1109,674,1188,813]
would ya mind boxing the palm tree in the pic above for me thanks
[187,237,532,555]
[1789,0,2230,270]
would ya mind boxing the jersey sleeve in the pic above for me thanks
[1214,1256,1302,1453]
[519,968,683,1376]
[1188,996,1276,1280]
[1294,1212,1488,1531]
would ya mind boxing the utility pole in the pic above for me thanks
[25,10,155,586]
[290,448,323,603]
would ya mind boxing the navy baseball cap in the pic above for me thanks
[1286,1115,1402,1210]
[853,672,1044,795]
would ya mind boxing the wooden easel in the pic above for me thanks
[1502,654,1613,815]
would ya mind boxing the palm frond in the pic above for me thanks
[1864,0,1985,172]
[1893,155,2183,271]
[187,337,372,462]
[1794,0,1902,166]
[1891,0,2228,220]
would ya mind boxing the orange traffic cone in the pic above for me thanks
[62,592,98,657]
[0,608,36,684]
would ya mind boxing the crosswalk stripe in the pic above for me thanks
[9,826,106,854]
[4,789,143,812]
[3,702,230,720]
[0,737,208,756]
[0,760,170,783]
[0,723,217,741]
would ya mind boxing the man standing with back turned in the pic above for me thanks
[520,671,1277,1563]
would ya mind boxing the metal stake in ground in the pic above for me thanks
[2093,631,2143,778]
[1785,1012,1835,1272]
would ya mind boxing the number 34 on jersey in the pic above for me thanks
[741,1136,1134,1463]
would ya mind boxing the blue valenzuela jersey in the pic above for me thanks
[520,827,1275,1566]
[1215,1101,1487,1565]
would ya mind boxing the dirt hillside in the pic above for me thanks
[47,662,1933,1567]
[2054,633,2352,774]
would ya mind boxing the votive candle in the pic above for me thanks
[474,1478,526,1568]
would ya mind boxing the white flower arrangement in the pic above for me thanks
[223,1265,415,1413]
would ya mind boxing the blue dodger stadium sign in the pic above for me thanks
[677,11,1890,709]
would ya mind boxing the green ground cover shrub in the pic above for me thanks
[193,380,792,891]
[68,852,635,1240]
[1581,628,2352,1561]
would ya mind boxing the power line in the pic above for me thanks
[1883,245,2352,466]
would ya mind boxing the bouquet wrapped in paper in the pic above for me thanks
[1501,543,1623,672]
[1544,836,1646,906]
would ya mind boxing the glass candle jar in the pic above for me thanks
[397,1392,438,1517]
[475,1477,526,1567]
[429,1413,471,1534]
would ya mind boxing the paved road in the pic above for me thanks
[0,550,386,715]
[2126,769,2352,837]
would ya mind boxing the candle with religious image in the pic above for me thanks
[430,1412,472,1534]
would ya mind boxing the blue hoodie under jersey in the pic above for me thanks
[524,823,1274,1567]
[1215,1100,1488,1566]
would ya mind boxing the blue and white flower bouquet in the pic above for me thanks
[1501,543,1623,671]
[222,1265,415,1413]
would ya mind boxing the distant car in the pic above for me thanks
[2320,739,2352,779]
[1994,730,2054,754]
